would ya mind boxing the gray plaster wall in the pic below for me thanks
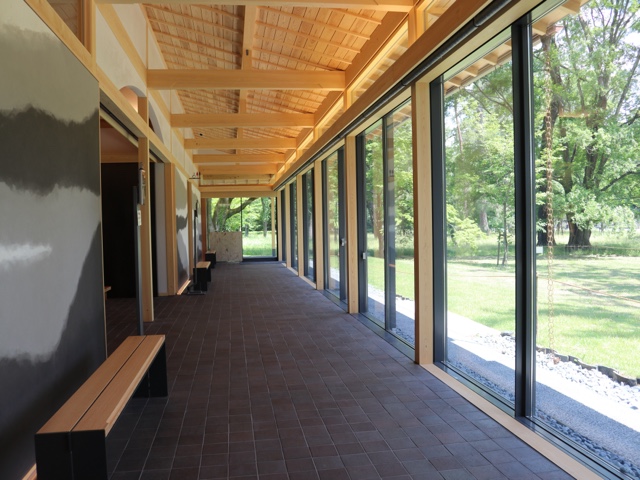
[0,2,104,477]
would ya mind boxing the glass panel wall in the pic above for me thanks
[241,197,276,258]
[324,150,347,301]
[432,3,640,476]
[357,101,415,345]
[290,181,298,270]
[359,120,386,325]
[281,190,287,263]
[303,170,315,281]
[442,33,516,404]
[389,103,415,342]
[532,1,640,475]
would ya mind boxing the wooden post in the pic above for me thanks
[164,164,178,294]
[412,81,434,365]
[81,0,96,63]
[345,135,359,313]
[313,160,324,290]
[137,97,154,322]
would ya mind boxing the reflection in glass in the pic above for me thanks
[325,152,345,299]
[443,36,516,403]
[532,1,640,473]
[389,103,414,343]
[304,170,315,281]
[363,121,386,325]
[290,181,298,270]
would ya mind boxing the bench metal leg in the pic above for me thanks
[35,432,73,480]
[70,430,108,480]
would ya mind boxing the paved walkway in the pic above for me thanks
[104,262,572,479]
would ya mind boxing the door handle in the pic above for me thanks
[340,238,346,247]
[361,251,367,260]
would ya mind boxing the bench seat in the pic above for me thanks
[35,335,167,480]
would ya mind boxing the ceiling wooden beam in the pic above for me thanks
[186,137,297,149]
[202,173,274,181]
[200,164,278,175]
[194,153,285,163]
[98,0,414,12]
[200,185,275,198]
[147,69,345,91]
[172,113,315,128]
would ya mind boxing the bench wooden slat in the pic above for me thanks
[37,336,144,434]
[73,335,165,435]
[196,261,211,268]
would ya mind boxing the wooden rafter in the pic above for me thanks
[193,153,285,163]
[186,137,297,149]
[172,112,315,128]
[147,69,346,90]
[199,164,278,175]
[99,0,414,13]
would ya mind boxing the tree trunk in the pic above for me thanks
[566,221,592,248]
[478,208,489,234]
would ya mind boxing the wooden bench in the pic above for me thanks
[194,260,211,291]
[35,335,167,480]
[205,250,217,268]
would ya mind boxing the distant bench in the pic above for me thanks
[205,250,216,268]
[194,260,211,291]
[35,335,167,480]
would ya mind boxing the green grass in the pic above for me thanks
[446,231,640,377]
[363,232,640,377]
[242,231,276,256]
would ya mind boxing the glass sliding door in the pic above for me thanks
[358,120,386,326]
[431,3,640,476]
[281,190,287,263]
[323,149,346,301]
[356,101,414,345]
[531,0,640,474]
[290,181,298,270]
[441,32,516,404]
[389,103,414,341]
[302,169,315,281]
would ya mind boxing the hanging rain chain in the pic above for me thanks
[543,51,557,362]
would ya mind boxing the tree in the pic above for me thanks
[210,197,256,232]
[537,0,640,248]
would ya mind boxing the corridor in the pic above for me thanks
[105,262,571,480]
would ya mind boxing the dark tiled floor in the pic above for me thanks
[104,262,573,480]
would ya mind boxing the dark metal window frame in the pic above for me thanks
[302,170,316,281]
[322,149,347,301]
[355,100,411,336]
[289,181,298,270]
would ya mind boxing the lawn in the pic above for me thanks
[362,233,640,377]
[448,233,640,377]
[242,231,276,256]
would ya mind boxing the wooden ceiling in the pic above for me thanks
[48,0,461,186]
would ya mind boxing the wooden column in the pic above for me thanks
[164,164,178,294]
[296,173,304,278]
[412,81,434,365]
[345,135,359,313]
[313,160,325,290]
[137,97,154,322]
[284,186,292,269]
[81,0,96,62]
